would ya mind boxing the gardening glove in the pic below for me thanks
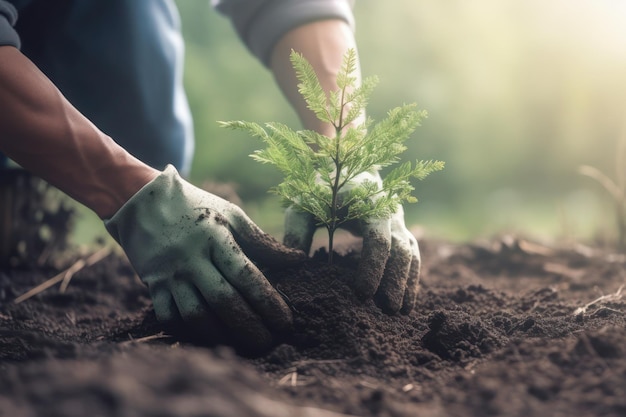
[105,165,305,349]
[283,171,421,315]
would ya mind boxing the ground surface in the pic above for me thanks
[1,235,626,417]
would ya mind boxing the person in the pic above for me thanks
[0,0,421,349]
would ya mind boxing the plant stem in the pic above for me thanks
[328,165,341,264]
[327,120,345,264]
[327,225,335,264]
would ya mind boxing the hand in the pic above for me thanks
[105,165,305,350]
[283,171,421,315]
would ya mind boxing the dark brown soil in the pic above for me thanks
[1,235,626,417]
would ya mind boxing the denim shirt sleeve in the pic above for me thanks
[0,0,20,48]
[212,0,355,67]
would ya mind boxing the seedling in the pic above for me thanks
[220,49,444,263]
[579,130,626,251]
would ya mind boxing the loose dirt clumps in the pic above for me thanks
[1,236,626,417]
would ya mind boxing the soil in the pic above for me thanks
[1,234,626,417]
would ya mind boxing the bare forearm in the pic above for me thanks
[0,46,158,219]
[269,19,361,137]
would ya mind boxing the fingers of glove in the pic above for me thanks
[148,283,180,324]
[170,281,227,342]
[170,282,215,323]
[282,207,316,254]
[400,243,421,315]
[226,205,307,267]
[210,233,293,334]
[148,278,222,336]
[353,219,391,300]
[374,233,413,314]
[193,263,275,349]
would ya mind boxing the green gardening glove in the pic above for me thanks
[105,165,305,349]
[283,170,421,315]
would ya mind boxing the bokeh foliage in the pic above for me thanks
[175,0,626,243]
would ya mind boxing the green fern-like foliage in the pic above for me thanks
[219,49,444,262]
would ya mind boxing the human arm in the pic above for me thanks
[213,0,357,137]
[0,45,303,349]
[0,46,157,219]
[269,19,359,138]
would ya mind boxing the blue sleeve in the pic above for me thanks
[212,0,355,67]
[0,1,19,48]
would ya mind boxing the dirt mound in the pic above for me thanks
[1,236,626,416]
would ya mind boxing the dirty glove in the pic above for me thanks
[105,165,305,349]
[283,171,421,315]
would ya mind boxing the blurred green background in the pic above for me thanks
[78,0,626,245]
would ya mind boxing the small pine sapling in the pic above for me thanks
[220,49,444,263]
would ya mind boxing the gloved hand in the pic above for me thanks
[283,171,421,315]
[105,165,305,349]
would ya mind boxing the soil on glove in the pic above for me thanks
[1,235,626,417]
